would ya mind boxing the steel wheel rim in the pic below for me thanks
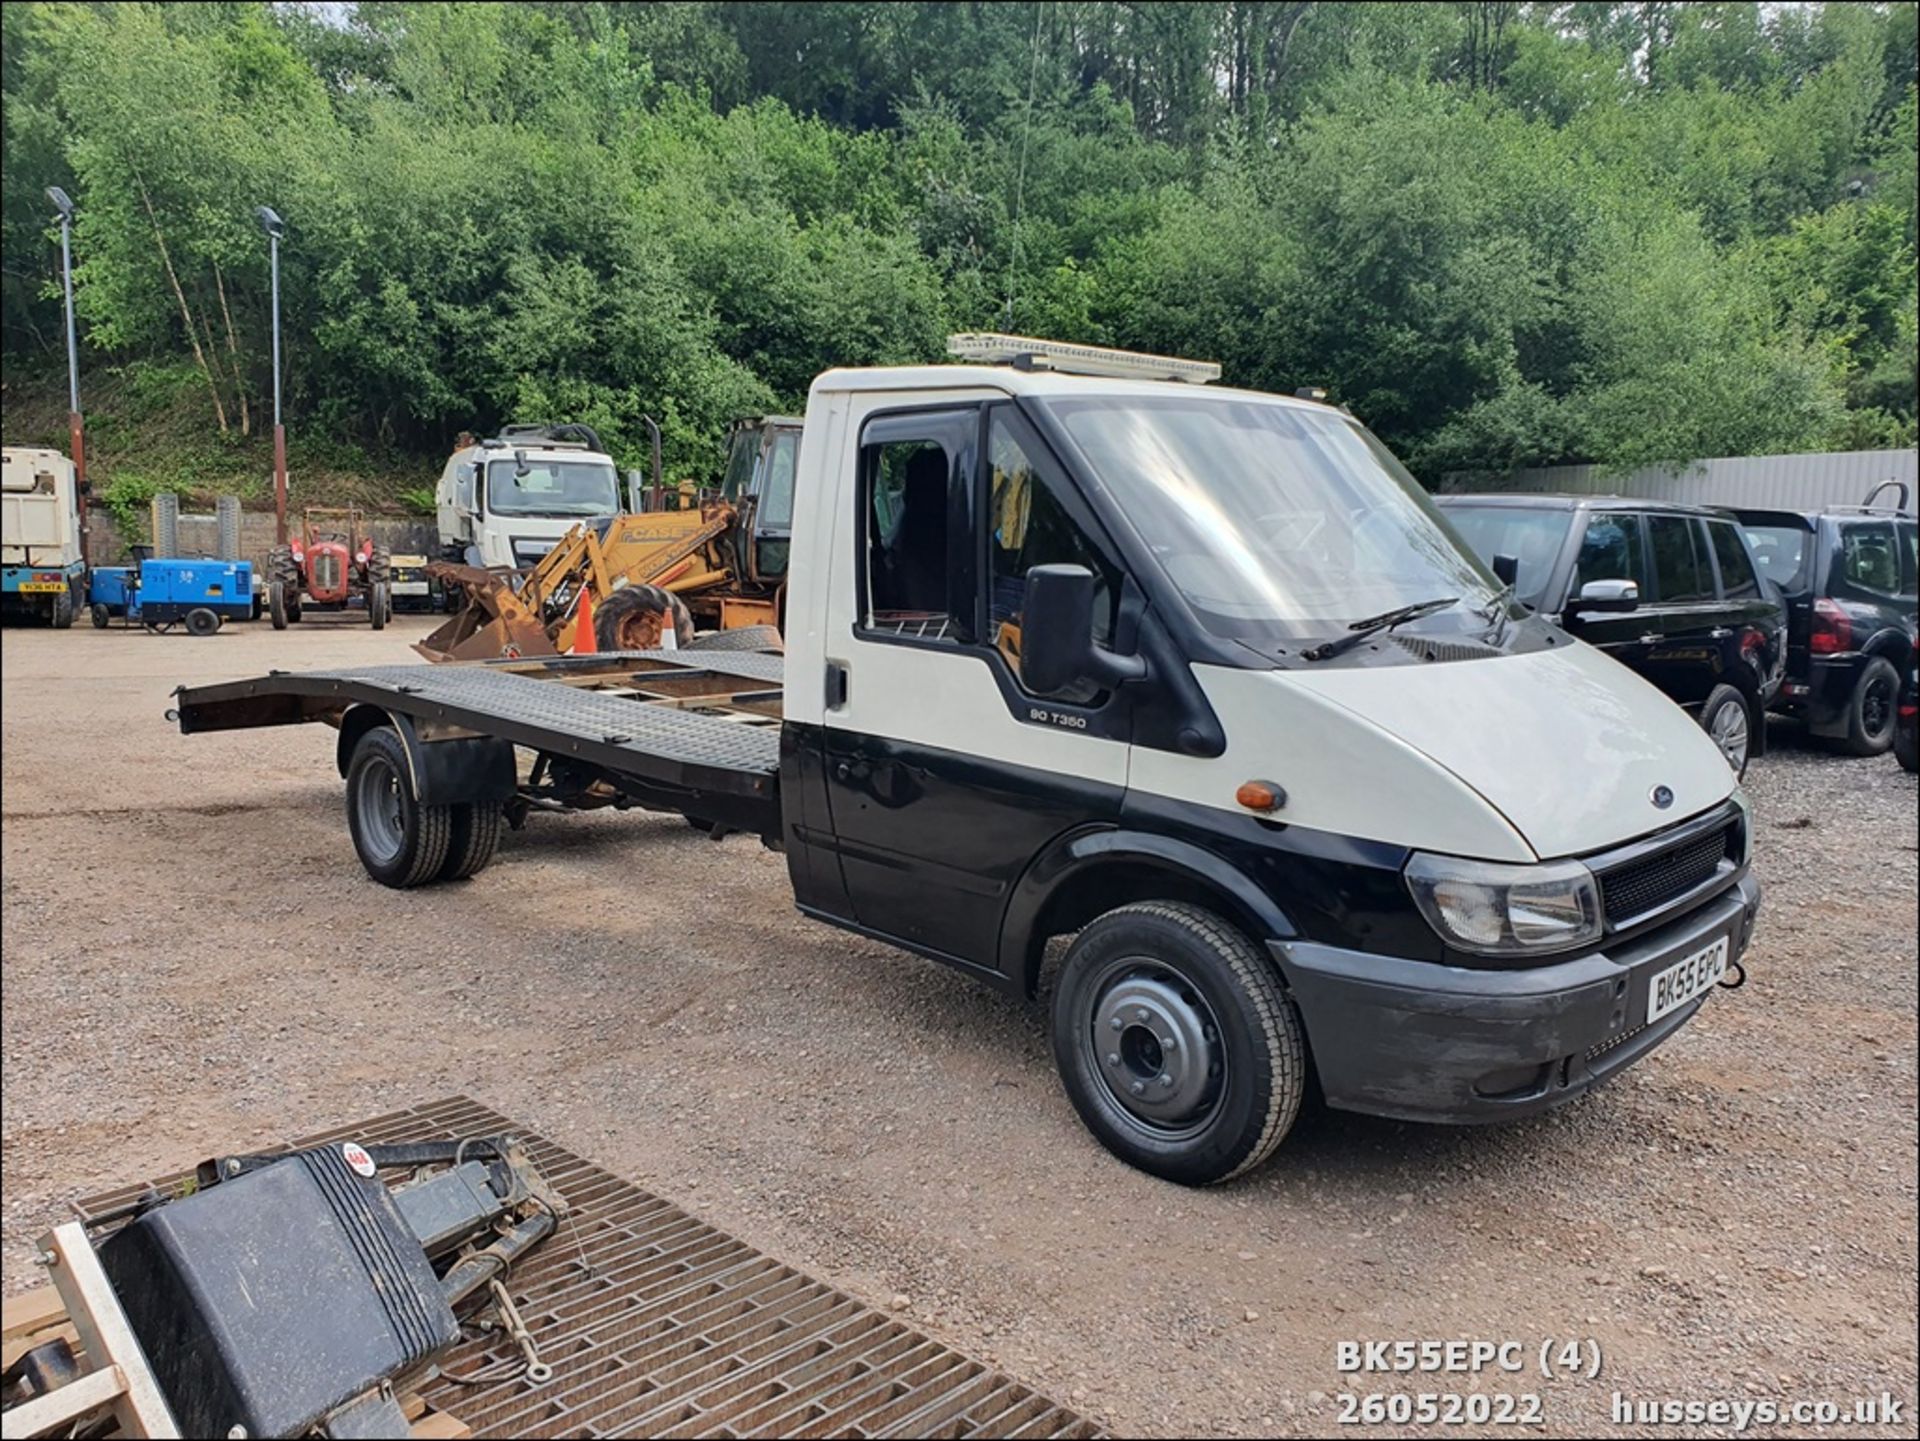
[1710,699,1749,770]
[355,754,406,864]
[1080,956,1227,1142]
[1863,675,1894,739]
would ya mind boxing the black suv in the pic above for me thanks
[1438,495,1786,774]
[1735,492,1918,757]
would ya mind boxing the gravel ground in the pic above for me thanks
[2,619,1915,1438]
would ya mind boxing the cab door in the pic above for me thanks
[1642,513,1723,709]
[818,399,1132,972]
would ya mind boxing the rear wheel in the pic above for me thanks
[595,584,696,652]
[1842,657,1899,757]
[268,579,289,630]
[90,604,110,630]
[369,581,390,630]
[1051,902,1306,1186]
[345,727,454,887]
[1700,684,1752,776]
[184,607,221,638]
[50,588,74,629]
[438,801,506,881]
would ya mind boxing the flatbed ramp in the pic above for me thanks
[73,1097,1100,1440]
[173,650,785,802]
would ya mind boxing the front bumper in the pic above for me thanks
[1270,872,1761,1124]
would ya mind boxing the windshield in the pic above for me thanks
[486,458,619,518]
[1740,524,1810,591]
[1442,505,1574,608]
[1040,395,1501,644]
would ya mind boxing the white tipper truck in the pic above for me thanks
[2,446,85,627]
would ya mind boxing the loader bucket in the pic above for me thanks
[416,563,558,662]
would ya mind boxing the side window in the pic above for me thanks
[1571,512,1646,599]
[986,408,1119,702]
[720,429,758,501]
[1646,514,1711,603]
[1706,521,1761,600]
[759,431,798,530]
[1839,522,1899,596]
[1899,521,1917,597]
[858,413,975,644]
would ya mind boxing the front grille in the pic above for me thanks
[311,549,343,593]
[1598,821,1737,927]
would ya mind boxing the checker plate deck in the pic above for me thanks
[74,1097,1100,1441]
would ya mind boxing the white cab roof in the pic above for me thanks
[808,364,1329,412]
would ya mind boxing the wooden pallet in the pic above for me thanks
[1,1256,469,1441]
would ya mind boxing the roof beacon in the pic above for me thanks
[946,333,1221,385]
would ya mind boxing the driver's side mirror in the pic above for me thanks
[1021,565,1146,698]
[1572,578,1640,613]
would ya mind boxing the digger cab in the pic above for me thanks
[718,417,804,588]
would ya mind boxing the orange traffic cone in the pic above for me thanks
[659,605,677,651]
[574,589,597,655]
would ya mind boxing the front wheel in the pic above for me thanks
[1051,901,1306,1186]
[269,579,289,630]
[1842,657,1899,757]
[369,581,389,630]
[90,603,110,630]
[184,607,221,637]
[1700,684,1752,777]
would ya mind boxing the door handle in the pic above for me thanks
[1639,633,1662,646]
[1709,627,1732,639]
[824,660,849,709]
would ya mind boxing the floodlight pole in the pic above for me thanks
[258,206,287,544]
[48,186,89,569]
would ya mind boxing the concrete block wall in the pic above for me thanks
[85,505,436,569]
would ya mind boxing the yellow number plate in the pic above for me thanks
[19,582,68,593]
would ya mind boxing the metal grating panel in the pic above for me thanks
[1597,822,1736,927]
[308,663,782,776]
[73,1098,1099,1441]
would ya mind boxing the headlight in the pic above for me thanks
[1730,787,1753,865]
[1404,853,1602,955]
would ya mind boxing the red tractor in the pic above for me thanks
[267,507,391,630]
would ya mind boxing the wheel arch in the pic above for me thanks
[334,705,516,806]
[1000,827,1297,999]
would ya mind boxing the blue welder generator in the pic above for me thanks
[89,557,254,636]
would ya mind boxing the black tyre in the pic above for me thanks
[438,801,506,881]
[268,543,298,588]
[1895,714,1918,774]
[1051,901,1306,1186]
[344,727,455,887]
[268,579,289,630]
[1700,684,1752,777]
[369,545,392,587]
[369,581,390,630]
[90,603,110,630]
[686,623,783,653]
[50,587,74,629]
[1842,657,1899,757]
[594,583,696,652]
[184,607,221,637]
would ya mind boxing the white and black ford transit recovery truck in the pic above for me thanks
[172,336,1761,1185]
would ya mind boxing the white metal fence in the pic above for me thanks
[1439,449,1917,514]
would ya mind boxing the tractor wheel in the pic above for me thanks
[369,581,390,630]
[345,726,455,888]
[184,607,221,638]
[90,604,111,630]
[594,584,696,652]
[369,545,392,588]
[438,801,507,881]
[268,544,298,588]
[269,579,290,630]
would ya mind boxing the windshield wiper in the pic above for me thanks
[1301,596,1459,662]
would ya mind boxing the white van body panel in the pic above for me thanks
[1277,641,1737,858]
[1128,643,1734,863]
[1127,665,1538,863]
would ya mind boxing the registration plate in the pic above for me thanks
[19,582,67,593]
[391,580,430,595]
[1647,935,1729,1024]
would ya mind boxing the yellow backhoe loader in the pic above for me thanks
[418,416,802,661]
